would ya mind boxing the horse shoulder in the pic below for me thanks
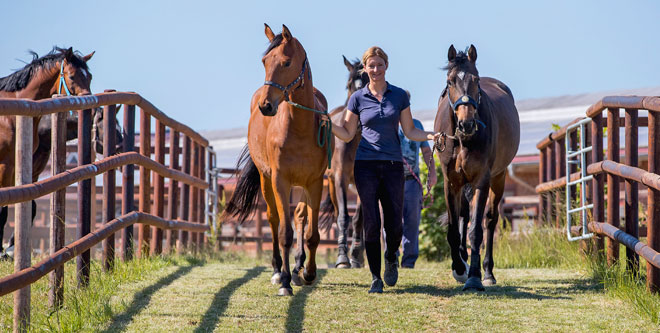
[313,87,328,111]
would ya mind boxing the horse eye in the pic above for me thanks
[284,61,291,67]
[447,80,452,86]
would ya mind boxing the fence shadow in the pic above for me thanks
[395,283,573,300]
[102,260,202,333]
[285,268,328,333]
[193,266,266,333]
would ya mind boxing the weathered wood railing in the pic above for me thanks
[536,95,660,292]
[0,91,213,331]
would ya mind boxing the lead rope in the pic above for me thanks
[402,154,435,209]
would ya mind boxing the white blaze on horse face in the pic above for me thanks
[457,71,465,80]
[81,69,89,80]
[354,79,362,90]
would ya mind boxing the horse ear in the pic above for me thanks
[467,44,477,63]
[342,55,353,72]
[448,45,456,62]
[264,23,275,42]
[64,47,74,61]
[282,24,292,41]
[83,51,95,62]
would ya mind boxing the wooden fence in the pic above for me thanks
[0,91,214,332]
[536,95,660,292]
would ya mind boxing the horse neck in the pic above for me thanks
[285,79,317,133]
[15,65,60,100]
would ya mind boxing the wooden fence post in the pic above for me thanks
[546,143,556,224]
[138,109,151,258]
[150,121,165,255]
[606,108,620,266]
[122,104,136,261]
[102,102,117,271]
[177,136,191,253]
[165,130,180,254]
[648,110,660,292]
[554,139,565,228]
[14,115,33,332]
[49,111,66,308]
[190,143,200,252]
[591,113,605,255]
[538,147,546,223]
[624,108,639,273]
[77,108,92,286]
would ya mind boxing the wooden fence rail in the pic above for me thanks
[536,95,660,292]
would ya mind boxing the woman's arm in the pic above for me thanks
[400,107,435,142]
[327,110,360,142]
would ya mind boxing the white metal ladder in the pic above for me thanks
[565,118,595,241]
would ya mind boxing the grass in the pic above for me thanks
[2,225,660,331]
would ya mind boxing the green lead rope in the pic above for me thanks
[286,100,333,169]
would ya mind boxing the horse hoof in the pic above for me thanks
[271,273,281,285]
[350,259,362,269]
[462,277,485,291]
[483,276,497,286]
[302,269,315,285]
[291,271,302,286]
[452,270,468,283]
[335,255,350,268]
[278,287,294,296]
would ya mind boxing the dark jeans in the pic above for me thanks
[400,178,423,268]
[354,160,404,279]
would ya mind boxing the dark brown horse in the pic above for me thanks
[223,24,330,296]
[434,45,519,291]
[0,47,95,253]
[319,56,368,268]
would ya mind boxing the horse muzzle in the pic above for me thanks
[258,100,278,116]
[457,119,477,136]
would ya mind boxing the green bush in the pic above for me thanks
[418,154,449,261]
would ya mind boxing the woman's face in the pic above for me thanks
[364,56,387,83]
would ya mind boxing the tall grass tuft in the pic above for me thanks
[494,223,585,269]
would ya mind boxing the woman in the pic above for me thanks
[326,46,438,293]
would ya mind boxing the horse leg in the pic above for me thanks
[334,172,351,268]
[260,175,282,286]
[445,182,467,283]
[464,180,490,291]
[291,199,307,286]
[459,192,470,263]
[301,178,323,284]
[0,206,7,253]
[483,172,505,286]
[272,177,294,296]
[349,200,364,268]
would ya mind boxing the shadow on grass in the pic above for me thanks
[193,266,266,333]
[285,268,328,333]
[396,283,576,300]
[102,259,203,333]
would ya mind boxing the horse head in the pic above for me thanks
[444,44,482,139]
[342,56,369,96]
[92,106,124,155]
[51,47,95,97]
[258,24,309,116]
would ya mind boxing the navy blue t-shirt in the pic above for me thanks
[347,82,410,161]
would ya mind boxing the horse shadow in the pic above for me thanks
[193,266,266,333]
[285,268,329,333]
[102,257,204,333]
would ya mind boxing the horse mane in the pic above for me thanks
[0,47,89,92]
[264,34,284,56]
[442,50,478,75]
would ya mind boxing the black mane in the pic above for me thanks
[443,50,476,74]
[264,34,284,56]
[0,47,89,92]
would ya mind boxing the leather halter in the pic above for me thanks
[263,57,310,101]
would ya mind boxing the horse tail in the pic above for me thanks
[318,193,335,232]
[222,145,261,224]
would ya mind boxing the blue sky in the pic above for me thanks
[1,0,659,132]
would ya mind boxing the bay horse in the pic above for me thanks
[0,47,95,253]
[434,45,519,291]
[319,56,368,268]
[223,24,331,296]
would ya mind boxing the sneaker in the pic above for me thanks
[368,278,383,293]
[384,258,399,286]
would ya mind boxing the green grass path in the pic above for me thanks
[98,258,655,332]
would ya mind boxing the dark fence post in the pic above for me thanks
[200,145,207,249]
[546,143,556,224]
[606,108,620,266]
[102,102,117,271]
[625,108,639,273]
[554,139,565,228]
[165,130,180,254]
[177,136,191,253]
[591,113,605,255]
[138,109,151,258]
[648,110,660,292]
[190,143,200,252]
[538,147,546,223]
[150,121,165,255]
[122,104,136,261]
[49,111,66,308]
[77,108,92,286]
[568,130,578,203]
